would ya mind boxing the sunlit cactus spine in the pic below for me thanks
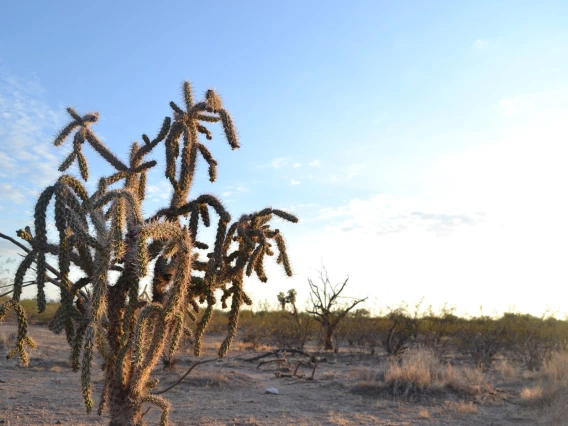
[0,81,298,426]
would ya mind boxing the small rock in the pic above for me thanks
[265,387,279,395]
[55,421,62,425]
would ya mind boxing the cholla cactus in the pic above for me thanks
[0,81,298,425]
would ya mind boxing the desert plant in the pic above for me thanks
[419,304,458,358]
[0,81,298,425]
[520,351,568,424]
[458,314,506,369]
[500,312,564,371]
[307,267,367,352]
[379,301,425,356]
[276,289,313,349]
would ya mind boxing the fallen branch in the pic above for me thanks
[152,353,245,395]
[245,348,320,363]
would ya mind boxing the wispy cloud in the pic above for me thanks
[293,163,301,168]
[347,163,365,179]
[0,182,27,204]
[316,194,485,237]
[498,96,527,116]
[0,71,64,203]
[473,39,489,50]
[271,157,289,168]
[290,179,300,185]
[308,159,321,168]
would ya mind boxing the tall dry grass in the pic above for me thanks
[352,348,495,402]
[520,351,568,425]
[383,348,494,398]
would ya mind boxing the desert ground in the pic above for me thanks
[0,323,561,426]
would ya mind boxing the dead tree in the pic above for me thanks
[306,268,367,351]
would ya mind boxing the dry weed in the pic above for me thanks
[418,407,431,418]
[521,351,568,424]
[442,400,479,414]
[352,348,497,403]
[494,358,516,380]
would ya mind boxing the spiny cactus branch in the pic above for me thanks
[0,81,298,426]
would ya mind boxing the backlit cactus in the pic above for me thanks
[0,81,298,426]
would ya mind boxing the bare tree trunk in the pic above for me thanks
[323,323,334,351]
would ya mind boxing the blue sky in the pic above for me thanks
[1,1,568,316]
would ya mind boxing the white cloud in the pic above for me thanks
[0,183,27,204]
[0,71,64,191]
[271,157,289,168]
[347,163,365,179]
[308,159,321,168]
[498,96,530,116]
[290,179,300,185]
[293,163,301,168]
[473,39,489,50]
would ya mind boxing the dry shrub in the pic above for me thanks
[385,349,440,396]
[521,351,568,424]
[494,358,516,380]
[381,349,495,400]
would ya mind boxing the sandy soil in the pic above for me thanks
[0,324,539,425]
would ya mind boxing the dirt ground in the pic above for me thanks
[0,324,542,425]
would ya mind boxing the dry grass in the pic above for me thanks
[521,351,568,424]
[383,349,494,399]
[494,358,516,380]
[442,400,479,415]
[418,407,431,419]
[384,349,440,394]
[350,348,498,407]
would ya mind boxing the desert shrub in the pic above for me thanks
[500,312,566,371]
[239,311,276,350]
[457,315,506,369]
[334,310,381,355]
[20,298,60,325]
[269,310,314,350]
[379,302,425,356]
[418,305,459,358]
[274,289,315,350]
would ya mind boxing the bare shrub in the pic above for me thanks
[379,301,425,356]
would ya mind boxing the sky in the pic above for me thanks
[1,1,568,317]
